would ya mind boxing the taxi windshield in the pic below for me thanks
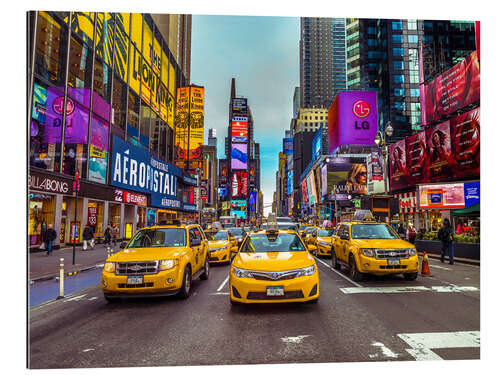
[228,228,245,237]
[318,229,335,237]
[206,231,228,241]
[351,224,399,240]
[240,233,306,253]
[127,228,186,248]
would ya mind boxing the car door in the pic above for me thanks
[197,225,209,264]
[188,228,202,272]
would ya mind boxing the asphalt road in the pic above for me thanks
[28,256,480,369]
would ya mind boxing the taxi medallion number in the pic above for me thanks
[127,276,144,285]
[267,286,284,296]
[388,259,400,266]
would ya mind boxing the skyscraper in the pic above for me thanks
[300,17,347,108]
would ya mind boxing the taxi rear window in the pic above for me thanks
[351,224,399,240]
[240,233,306,253]
[318,229,335,237]
[206,231,228,241]
[128,228,186,248]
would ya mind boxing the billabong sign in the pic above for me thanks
[29,172,72,194]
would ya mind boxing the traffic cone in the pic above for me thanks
[421,251,431,276]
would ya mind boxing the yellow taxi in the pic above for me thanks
[331,210,419,281]
[229,216,319,305]
[314,228,336,257]
[204,229,238,264]
[101,221,210,302]
[302,226,319,254]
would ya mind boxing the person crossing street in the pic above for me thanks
[438,218,454,264]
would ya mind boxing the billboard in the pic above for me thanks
[249,160,257,186]
[418,183,465,209]
[371,149,383,181]
[406,131,428,184]
[426,120,453,182]
[231,116,248,142]
[287,170,294,195]
[249,192,257,212]
[328,91,377,154]
[312,128,322,161]
[219,159,229,184]
[324,157,368,196]
[420,51,480,125]
[231,143,248,170]
[283,138,294,155]
[301,179,309,206]
[450,108,480,180]
[232,98,248,114]
[231,171,248,199]
[389,139,410,191]
[464,181,480,207]
[175,86,204,170]
[230,200,247,219]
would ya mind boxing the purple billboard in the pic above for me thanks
[328,91,377,154]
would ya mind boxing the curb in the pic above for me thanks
[418,251,480,266]
[30,263,104,283]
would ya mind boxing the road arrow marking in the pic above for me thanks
[217,275,229,291]
[64,294,87,302]
[371,342,399,358]
[281,335,311,344]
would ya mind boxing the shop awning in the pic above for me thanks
[452,202,480,217]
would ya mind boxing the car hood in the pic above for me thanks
[317,236,332,242]
[233,251,314,271]
[209,240,230,248]
[108,247,184,262]
[351,238,414,249]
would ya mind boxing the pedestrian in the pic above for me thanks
[104,224,112,246]
[438,218,454,264]
[407,225,417,244]
[43,224,57,256]
[111,223,118,246]
[397,223,406,239]
[82,224,95,251]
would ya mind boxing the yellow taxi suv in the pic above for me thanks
[315,228,336,257]
[101,222,210,302]
[204,230,237,264]
[331,211,419,281]
[229,219,319,305]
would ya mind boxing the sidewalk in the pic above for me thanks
[418,251,480,267]
[29,243,120,282]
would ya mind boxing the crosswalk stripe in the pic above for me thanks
[340,286,479,294]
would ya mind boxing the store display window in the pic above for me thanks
[29,193,56,246]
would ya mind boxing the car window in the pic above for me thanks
[240,233,306,253]
[351,224,399,239]
[318,229,335,237]
[213,231,229,241]
[128,228,186,248]
[189,228,202,245]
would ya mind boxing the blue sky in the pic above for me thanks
[190,15,300,214]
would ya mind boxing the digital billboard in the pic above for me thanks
[371,149,383,181]
[426,120,453,182]
[450,108,480,180]
[312,128,322,161]
[283,138,293,155]
[328,91,377,154]
[418,183,465,209]
[231,143,248,170]
[420,51,480,126]
[249,160,257,186]
[389,139,410,191]
[232,98,248,114]
[231,171,248,199]
[406,131,428,184]
[230,200,247,219]
[287,170,294,195]
[219,159,229,184]
[249,192,257,212]
[464,181,480,207]
[324,157,368,196]
[231,116,248,142]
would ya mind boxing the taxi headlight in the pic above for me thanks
[104,262,115,273]
[296,265,316,277]
[409,248,417,257]
[232,266,252,278]
[361,248,375,257]
[159,259,179,271]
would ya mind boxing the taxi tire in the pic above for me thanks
[200,256,210,280]
[349,254,363,281]
[104,296,120,303]
[331,249,341,270]
[403,272,418,281]
[178,265,192,299]
[230,298,241,306]
[306,298,318,304]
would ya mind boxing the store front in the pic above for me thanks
[157,209,177,223]
[28,192,56,246]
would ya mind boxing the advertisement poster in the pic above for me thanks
[231,117,248,142]
[389,139,410,191]
[464,181,480,207]
[325,157,368,195]
[231,143,248,170]
[87,204,98,226]
[312,129,322,161]
[147,209,156,227]
[421,51,480,125]
[450,108,480,180]
[249,192,257,212]
[88,145,108,184]
[283,138,294,155]
[219,159,228,184]
[328,91,377,154]
[232,98,248,114]
[321,164,328,197]
[426,120,453,182]
[406,131,428,184]
[249,160,257,186]
[371,149,383,181]
[301,179,309,206]
[231,171,248,199]
[418,183,465,209]
[230,200,247,219]
[287,170,294,195]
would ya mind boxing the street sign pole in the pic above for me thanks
[72,170,79,265]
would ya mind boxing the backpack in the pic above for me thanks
[438,227,451,242]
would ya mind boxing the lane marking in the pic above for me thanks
[281,335,310,344]
[397,331,480,361]
[370,342,399,358]
[314,256,362,288]
[340,286,479,294]
[64,294,87,302]
[430,265,452,271]
[209,292,230,295]
[82,349,95,353]
[88,297,98,301]
[217,275,229,292]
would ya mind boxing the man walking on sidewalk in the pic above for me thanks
[43,224,57,256]
[438,218,454,264]
[82,224,95,251]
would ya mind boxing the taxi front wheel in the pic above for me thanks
[200,256,210,280]
[331,249,341,270]
[349,254,363,282]
[403,272,418,281]
[178,265,192,299]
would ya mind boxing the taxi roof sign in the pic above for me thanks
[353,210,376,222]
[159,219,181,226]
[266,213,279,233]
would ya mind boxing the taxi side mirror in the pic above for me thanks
[340,233,349,240]
[120,242,126,249]
[191,238,201,247]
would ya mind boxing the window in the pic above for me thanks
[410,88,420,97]
[67,36,93,106]
[408,34,418,44]
[394,75,404,84]
[394,88,405,96]
[392,21,403,30]
[393,48,404,57]
[408,19,417,30]
[392,34,403,44]
[394,101,406,111]
[394,61,404,70]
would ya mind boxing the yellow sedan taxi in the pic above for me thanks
[331,210,419,281]
[204,230,237,264]
[101,221,210,302]
[314,228,336,257]
[229,218,319,305]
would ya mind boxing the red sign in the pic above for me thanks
[406,131,428,184]
[425,120,453,182]
[450,108,480,180]
[88,206,98,226]
[113,189,147,206]
[421,51,480,125]
[352,100,371,118]
[231,171,248,199]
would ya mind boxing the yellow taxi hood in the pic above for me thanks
[108,247,183,262]
[351,238,414,249]
[317,236,332,242]
[209,240,230,247]
[233,251,314,271]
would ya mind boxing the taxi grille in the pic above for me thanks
[376,249,409,259]
[115,261,158,275]
[249,270,300,281]
[246,290,304,300]
[118,283,154,288]
[379,265,408,270]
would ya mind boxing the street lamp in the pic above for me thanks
[374,121,393,195]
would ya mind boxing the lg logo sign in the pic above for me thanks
[353,100,371,130]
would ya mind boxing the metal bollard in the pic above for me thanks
[56,258,64,299]
[106,246,111,259]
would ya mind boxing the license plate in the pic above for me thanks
[127,276,143,285]
[388,259,400,266]
[267,286,284,296]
